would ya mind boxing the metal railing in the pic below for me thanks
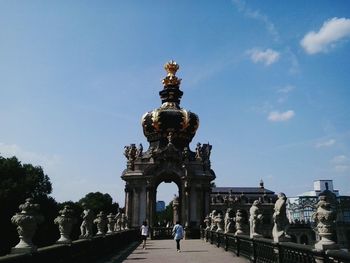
[202,229,350,263]
[151,227,173,239]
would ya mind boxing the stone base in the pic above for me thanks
[315,240,339,251]
[11,246,37,255]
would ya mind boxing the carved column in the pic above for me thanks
[125,186,132,224]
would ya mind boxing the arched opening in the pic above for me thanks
[155,182,179,227]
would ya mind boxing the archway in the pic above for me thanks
[155,181,179,227]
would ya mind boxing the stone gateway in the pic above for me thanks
[121,61,215,234]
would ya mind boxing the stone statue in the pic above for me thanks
[204,215,211,230]
[182,147,190,162]
[124,145,130,159]
[210,210,218,231]
[114,211,122,231]
[80,203,94,238]
[313,193,338,250]
[121,213,127,230]
[11,198,44,254]
[224,208,235,234]
[136,143,143,158]
[195,142,202,159]
[215,213,224,232]
[272,193,290,242]
[54,205,77,244]
[106,213,116,234]
[249,200,263,238]
[235,209,248,235]
[94,211,107,236]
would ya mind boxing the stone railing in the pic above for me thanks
[202,229,350,263]
[0,229,140,263]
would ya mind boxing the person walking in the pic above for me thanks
[140,221,149,249]
[172,221,184,252]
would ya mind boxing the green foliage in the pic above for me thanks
[0,155,57,255]
[155,201,173,226]
[78,192,119,215]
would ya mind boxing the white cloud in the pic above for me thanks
[0,142,60,171]
[315,139,336,148]
[232,0,279,41]
[278,85,295,94]
[248,48,280,66]
[330,155,350,173]
[267,110,295,122]
[331,155,347,164]
[301,17,350,54]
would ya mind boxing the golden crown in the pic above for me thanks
[162,60,182,87]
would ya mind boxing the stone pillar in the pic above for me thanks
[54,205,77,244]
[11,198,44,254]
[172,195,180,224]
[184,181,191,226]
[125,186,132,224]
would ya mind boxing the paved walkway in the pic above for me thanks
[120,239,249,263]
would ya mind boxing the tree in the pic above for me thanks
[0,156,57,255]
[78,192,119,215]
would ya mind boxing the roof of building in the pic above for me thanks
[212,187,275,194]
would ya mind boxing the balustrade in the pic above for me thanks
[203,229,350,263]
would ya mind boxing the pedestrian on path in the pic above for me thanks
[141,221,149,249]
[172,221,184,252]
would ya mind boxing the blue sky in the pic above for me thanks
[1,1,350,205]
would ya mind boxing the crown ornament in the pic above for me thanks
[162,60,182,87]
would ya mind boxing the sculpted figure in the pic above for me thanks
[272,193,290,242]
[94,211,107,236]
[80,203,94,238]
[107,213,116,234]
[224,208,235,234]
[210,210,217,231]
[215,213,224,232]
[195,143,202,159]
[114,211,122,231]
[136,143,143,158]
[249,200,263,238]
[235,209,248,235]
[204,215,211,230]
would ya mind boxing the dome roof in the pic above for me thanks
[141,61,199,150]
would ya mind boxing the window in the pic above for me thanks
[303,207,314,222]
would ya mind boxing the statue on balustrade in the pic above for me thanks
[224,208,235,234]
[249,200,263,238]
[54,205,77,243]
[94,211,107,236]
[107,213,116,234]
[235,209,248,236]
[209,210,218,231]
[114,211,122,231]
[215,213,224,232]
[80,203,94,238]
[272,192,290,242]
[11,198,44,254]
[313,192,339,250]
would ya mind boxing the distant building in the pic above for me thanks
[210,180,277,238]
[287,180,350,248]
[156,201,166,212]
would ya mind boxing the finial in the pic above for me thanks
[162,60,182,87]
[260,179,264,188]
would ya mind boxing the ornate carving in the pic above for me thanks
[215,213,224,232]
[80,203,94,238]
[54,205,77,244]
[11,198,44,254]
[313,193,338,250]
[272,193,290,242]
[124,144,137,170]
[162,60,181,87]
[94,211,107,236]
[249,200,263,238]
[114,211,122,231]
[224,208,235,234]
[136,143,143,158]
[235,209,248,236]
[107,213,116,234]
